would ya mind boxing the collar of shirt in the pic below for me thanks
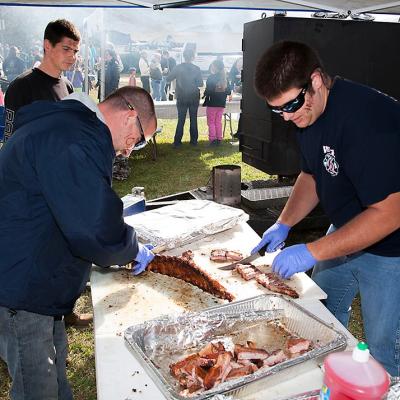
[63,92,106,124]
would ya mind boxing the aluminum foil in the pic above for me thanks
[124,200,248,250]
[387,382,400,399]
[124,295,347,400]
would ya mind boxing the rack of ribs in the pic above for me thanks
[236,264,299,299]
[147,253,235,302]
[210,249,243,262]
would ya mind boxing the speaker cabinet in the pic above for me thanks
[241,17,400,175]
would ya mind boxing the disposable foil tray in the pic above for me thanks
[124,200,248,250]
[124,295,347,399]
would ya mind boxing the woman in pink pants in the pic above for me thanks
[203,60,232,146]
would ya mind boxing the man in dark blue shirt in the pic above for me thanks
[252,41,400,377]
[0,86,157,399]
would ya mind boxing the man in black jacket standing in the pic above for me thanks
[161,50,176,101]
[167,48,203,147]
[0,86,157,400]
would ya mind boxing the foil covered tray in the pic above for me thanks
[124,295,347,399]
[124,200,248,250]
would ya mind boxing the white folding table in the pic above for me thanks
[91,221,357,400]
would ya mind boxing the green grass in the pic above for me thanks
[0,115,363,399]
[112,117,266,199]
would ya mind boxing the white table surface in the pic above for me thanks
[91,222,357,400]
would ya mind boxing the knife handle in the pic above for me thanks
[258,244,267,256]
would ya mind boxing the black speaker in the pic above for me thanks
[241,17,400,175]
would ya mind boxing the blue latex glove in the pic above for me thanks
[132,243,155,275]
[251,222,291,254]
[272,244,317,279]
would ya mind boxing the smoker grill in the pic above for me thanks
[241,186,292,209]
[241,16,400,175]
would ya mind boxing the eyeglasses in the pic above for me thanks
[120,96,148,151]
[267,84,308,114]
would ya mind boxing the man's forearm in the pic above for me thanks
[308,192,400,260]
[278,172,319,227]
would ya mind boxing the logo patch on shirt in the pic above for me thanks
[322,146,339,176]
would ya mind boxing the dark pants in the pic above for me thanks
[175,100,199,146]
[140,76,150,93]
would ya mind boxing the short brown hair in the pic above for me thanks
[183,49,195,62]
[44,19,81,47]
[255,41,328,101]
[103,86,156,130]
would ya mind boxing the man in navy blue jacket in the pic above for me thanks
[0,86,157,399]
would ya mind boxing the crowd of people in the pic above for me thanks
[0,30,243,150]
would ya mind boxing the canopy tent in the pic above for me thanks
[0,0,400,14]
[1,0,397,98]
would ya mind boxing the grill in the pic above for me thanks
[241,186,292,209]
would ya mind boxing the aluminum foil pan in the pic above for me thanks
[124,295,347,400]
[124,200,248,250]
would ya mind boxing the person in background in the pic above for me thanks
[128,67,137,87]
[161,50,176,101]
[0,86,157,400]
[31,45,42,68]
[3,19,79,141]
[229,57,243,140]
[3,46,25,84]
[97,48,120,100]
[89,43,97,73]
[252,40,400,377]
[203,59,231,146]
[139,51,150,93]
[229,57,242,91]
[149,52,162,101]
[167,48,203,148]
[66,61,84,92]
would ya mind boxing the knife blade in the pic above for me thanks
[217,244,269,271]
[217,252,262,270]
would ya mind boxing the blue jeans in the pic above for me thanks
[312,225,400,377]
[175,101,199,146]
[151,79,161,101]
[0,307,73,400]
[160,76,167,101]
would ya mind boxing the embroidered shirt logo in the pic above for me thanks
[322,145,339,177]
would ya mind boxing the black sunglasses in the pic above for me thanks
[267,84,308,114]
[120,96,147,151]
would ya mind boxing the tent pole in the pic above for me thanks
[83,18,89,96]
[100,8,105,102]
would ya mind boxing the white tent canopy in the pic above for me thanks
[0,0,400,14]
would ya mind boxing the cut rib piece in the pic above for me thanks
[226,363,258,380]
[263,349,288,367]
[286,337,311,355]
[148,254,235,302]
[203,352,233,390]
[210,249,243,262]
[181,250,194,261]
[235,263,261,280]
[234,344,269,361]
[255,272,299,298]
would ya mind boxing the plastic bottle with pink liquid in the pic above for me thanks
[320,342,390,400]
